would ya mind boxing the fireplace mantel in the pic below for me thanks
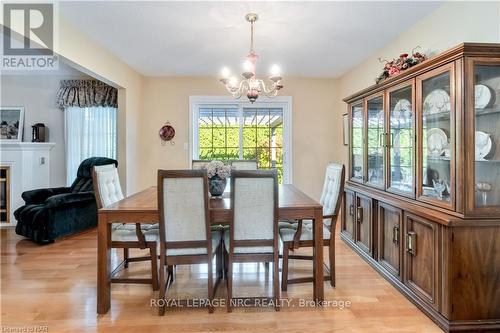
[0,142,55,225]
[0,142,56,151]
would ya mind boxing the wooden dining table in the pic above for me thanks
[97,184,324,314]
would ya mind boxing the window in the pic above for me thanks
[190,97,292,183]
[65,106,117,185]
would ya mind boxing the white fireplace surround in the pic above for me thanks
[0,142,55,226]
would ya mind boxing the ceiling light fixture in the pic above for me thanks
[219,13,283,103]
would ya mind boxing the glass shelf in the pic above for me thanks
[473,63,500,209]
[388,84,414,195]
[367,95,384,187]
[475,107,500,116]
[351,103,364,182]
[419,70,453,204]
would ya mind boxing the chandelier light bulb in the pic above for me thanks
[229,76,238,88]
[243,60,253,72]
[221,67,231,79]
[270,64,281,76]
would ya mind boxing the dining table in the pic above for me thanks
[97,184,324,314]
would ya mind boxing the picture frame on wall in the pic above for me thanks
[343,113,349,146]
[0,107,24,142]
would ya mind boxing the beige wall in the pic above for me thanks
[139,76,337,200]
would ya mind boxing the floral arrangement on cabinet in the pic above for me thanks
[203,161,232,197]
[376,47,427,84]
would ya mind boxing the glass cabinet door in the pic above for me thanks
[468,60,500,213]
[350,102,365,182]
[417,65,455,209]
[366,95,385,188]
[387,83,414,196]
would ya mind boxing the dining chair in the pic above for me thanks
[279,163,345,291]
[230,159,258,170]
[92,165,159,290]
[156,170,224,315]
[192,159,210,170]
[224,170,280,312]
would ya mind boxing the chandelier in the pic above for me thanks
[219,13,283,103]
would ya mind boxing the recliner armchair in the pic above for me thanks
[14,157,118,244]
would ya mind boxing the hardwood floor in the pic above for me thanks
[0,226,442,333]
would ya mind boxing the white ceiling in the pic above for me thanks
[60,1,442,78]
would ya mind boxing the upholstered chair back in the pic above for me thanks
[231,170,277,243]
[71,157,118,193]
[192,160,210,170]
[158,170,209,244]
[230,160,258,170]
[93,164,124,209]
[319,163,345,220]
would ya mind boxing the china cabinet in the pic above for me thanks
[342,43,500,332]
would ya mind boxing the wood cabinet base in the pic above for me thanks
[340,186,500,333]
[341,232,500,332]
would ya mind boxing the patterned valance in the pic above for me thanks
[56,80,118,109]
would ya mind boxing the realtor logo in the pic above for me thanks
[2,2,58,70]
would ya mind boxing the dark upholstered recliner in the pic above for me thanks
[14,157,118,243]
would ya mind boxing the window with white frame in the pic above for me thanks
[190,97,292,183]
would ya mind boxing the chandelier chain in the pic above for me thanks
[250,20,254,53]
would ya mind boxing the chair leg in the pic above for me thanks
[281,244,289,292]
[207,255,214,314]
[273,254,280,311]
[150,245,159,291]
[216,244,223,279]
[226,257,233,313]
[167,265,174,282]
[158,254,167,316]
[329,237,335,287]
[123,248,129,268]
[223,249,229,279]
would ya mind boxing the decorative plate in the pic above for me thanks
[159,122,175,142]
[475,131,492,160]
[426,128,448,157]
[475,85,492,109]
[394,99,411,113]
[393,99,412,121]
[423,89,450,115]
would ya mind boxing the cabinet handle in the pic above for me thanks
[406,231,417,256]
[387,133,394,148]
[357,206,363,223]
[378,133,386,147]
[349,204,354,216]
[392,225,399,245]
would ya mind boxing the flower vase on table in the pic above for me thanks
[208,176,227,197]
[203,160,232,198]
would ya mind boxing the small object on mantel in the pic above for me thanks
[159,121,175,146]
[31,123,46,142]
